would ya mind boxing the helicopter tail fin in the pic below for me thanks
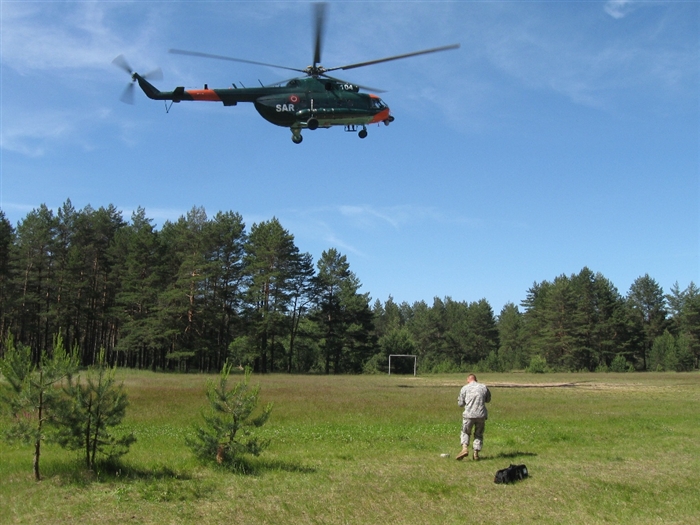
[134,73,165,100]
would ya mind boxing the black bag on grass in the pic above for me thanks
[494,464,528,484]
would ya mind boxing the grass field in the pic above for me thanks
[1,371,699,524]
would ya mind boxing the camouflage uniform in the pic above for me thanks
[458,380,491,453]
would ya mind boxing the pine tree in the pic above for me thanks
[286,251,316,372]
[0,334,77,480]
[540,275,578,370]
[497,302,526,370]
[666,282,700,368]
[12,205,57,354]
[206,211,247,371]
[627,274,668,370]
[0,211,15,341]
[158,207,211,371]
[113,208,167,370]
[67,204,125,363]
[244,218,299,372]
[186,364,272,471]
[53,349,135,471]
[466,299,499,364]
[313,248,375,373]
[405,299,445,371]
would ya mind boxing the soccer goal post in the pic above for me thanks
[388,354,417,376]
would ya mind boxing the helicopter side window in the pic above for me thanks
[286,79,300,87]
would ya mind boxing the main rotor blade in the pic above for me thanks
[320,74,386,93]
[313,2,327,68]
[169,48,305,74]
[325,43,460,72]
[263,77,299,88]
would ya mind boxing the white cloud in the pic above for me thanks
[605,0,636,19]
[0,2,162,73]
[477,2,696,111]
[334,203,479,232]
[0,202,39,223]
[1,108,117,156]
[1,111,74,157]
[322,233,366,259]
[268,203,485,260]
[338,205,403,230]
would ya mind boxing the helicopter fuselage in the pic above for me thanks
[133,74,392,142]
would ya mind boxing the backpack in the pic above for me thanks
[494,464,528,484]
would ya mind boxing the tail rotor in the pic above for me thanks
[112,55,163,104]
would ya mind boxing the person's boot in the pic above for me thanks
[472,450,479,461]
[456,447,469,461]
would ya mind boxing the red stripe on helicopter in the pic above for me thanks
[186,89,222,102]
[370,108,391,124]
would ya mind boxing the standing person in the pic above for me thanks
[456,374,491,461]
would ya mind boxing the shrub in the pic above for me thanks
[650,331,675,371]
[526,355,549,374]
[609,354,629,373]
[475,351,504,373]
[362,353,384,374]
[675,335,696,372]
[429,360,464,374]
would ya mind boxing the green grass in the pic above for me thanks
[1,371,699,524]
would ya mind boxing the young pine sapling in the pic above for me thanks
[187,363,273,470]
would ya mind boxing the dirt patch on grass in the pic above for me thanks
[419,379,584,389]
[488,382,580,388]
[426,380,670,391]
[488,381,698,394]
[488,381,680,391]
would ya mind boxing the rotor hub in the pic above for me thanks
[304,65,327,77]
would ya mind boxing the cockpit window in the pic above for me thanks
[286,79,300,87]
[371,98,387,110]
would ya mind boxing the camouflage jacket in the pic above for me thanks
[457,381,491,419]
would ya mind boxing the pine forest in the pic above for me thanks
[0,202,697,374]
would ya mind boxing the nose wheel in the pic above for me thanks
[358,127,368,139]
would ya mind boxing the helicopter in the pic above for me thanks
[113,3,459,144]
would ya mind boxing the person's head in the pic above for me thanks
[467,374,477,383]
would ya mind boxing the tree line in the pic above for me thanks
[374,269,698,373]
[0,202,697,374]
[0,202,373,374]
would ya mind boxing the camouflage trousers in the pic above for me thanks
[461,417,486,451]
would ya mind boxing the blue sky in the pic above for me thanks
[1,0,698,313]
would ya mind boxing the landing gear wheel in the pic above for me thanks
[291,127,303,144]
[358,128,368,139]
[307,118,319,131]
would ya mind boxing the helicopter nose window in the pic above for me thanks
[371,99,387,110]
